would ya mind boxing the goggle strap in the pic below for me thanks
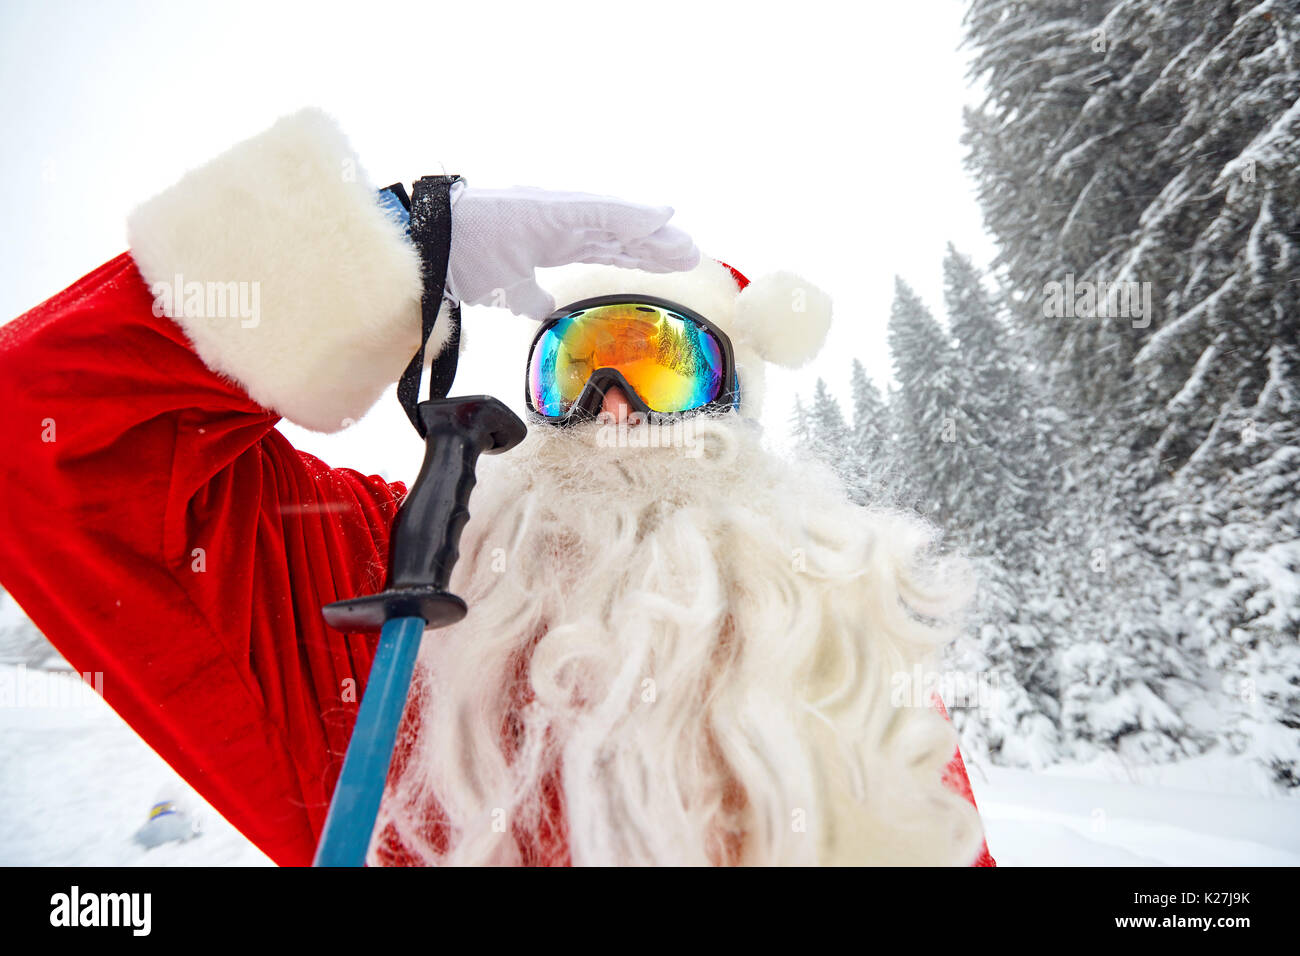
[398,174,464,438]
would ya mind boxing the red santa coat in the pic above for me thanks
[0,110,993,867]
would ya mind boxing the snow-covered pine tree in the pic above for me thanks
[849,360,887,444]
[809,377,851,463]
[876,268,1055,765]
[931,247,1070,766]
[789,395,812,450]
[965,0,1300,469]
[845,360,898,505]
[942,245,1056,548]
[888,253,1047,549]
[848,361,886,458]
[964,0,1300,785]
[800,254,1206,768]
[887,279,965,524]
[1141,343,1300,785]
[964,0,1138,388]
[794,378,861,495]
[1047,504,1204,765]
[890,246,1200,766]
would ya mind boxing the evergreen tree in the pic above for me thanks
[795,379,858,494]
[846,360,895,505]
[810,378,850,453]
[1140,344,1300,784]
[941,245,1050,547]
[887,279,963,524]
[965,0,1300,478]
[849,360,888,463]
[879,271,1055,763]
[963,0,1300,785]
[885,250,1202,766]
[789,395,812,450]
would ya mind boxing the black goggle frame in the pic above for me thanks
[524,294,741,426]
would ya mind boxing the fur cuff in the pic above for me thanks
[127,108,427,432]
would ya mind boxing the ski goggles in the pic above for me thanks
[525,295,739,424]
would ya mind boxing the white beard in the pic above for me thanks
[371,413,985,866]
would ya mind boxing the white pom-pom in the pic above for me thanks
[733,271,832,368]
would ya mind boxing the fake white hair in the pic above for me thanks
[370,414,984,866]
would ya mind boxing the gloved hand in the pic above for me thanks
[445,184,700,320]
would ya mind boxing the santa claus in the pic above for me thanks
[0,108,993,867]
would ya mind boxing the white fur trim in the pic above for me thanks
[127,108,430,433]
[734,271,832,369]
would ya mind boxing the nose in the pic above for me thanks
[600,385,636,423]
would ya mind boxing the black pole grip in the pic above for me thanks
[322,396,527,633]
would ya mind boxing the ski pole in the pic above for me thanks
[312,614,426,866]
[314,395,526,867]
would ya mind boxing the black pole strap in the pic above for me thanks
[399,174,464,437]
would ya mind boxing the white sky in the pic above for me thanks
[0,0,995,480]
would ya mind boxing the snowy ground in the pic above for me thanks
[1,662,1296,867]
[968,756,1300,867]
[0,664,271,866]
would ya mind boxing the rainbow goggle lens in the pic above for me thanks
[526,295,739,424]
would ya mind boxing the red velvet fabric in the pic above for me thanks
[0,254,993,867]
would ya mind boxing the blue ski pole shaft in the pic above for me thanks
[314,396,526,868]
[313,615,427,867]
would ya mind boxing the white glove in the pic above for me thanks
[444,184,700,320]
